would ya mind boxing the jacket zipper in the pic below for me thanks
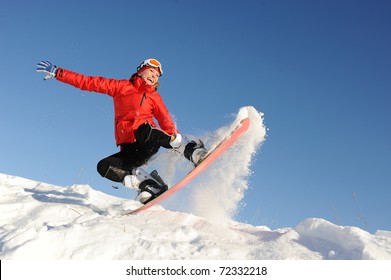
[140,93,146,106]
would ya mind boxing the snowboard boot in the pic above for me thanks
[123,168,168,204]
[184,140,208,166]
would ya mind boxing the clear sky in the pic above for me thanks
[1,0,390,233]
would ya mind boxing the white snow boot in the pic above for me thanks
[123,168,168,204]
[183,140,208,166]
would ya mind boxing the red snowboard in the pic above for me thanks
[127,117,250,214]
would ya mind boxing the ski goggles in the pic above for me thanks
[137,58,163,76]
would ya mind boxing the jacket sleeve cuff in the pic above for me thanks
[56,67,64,79]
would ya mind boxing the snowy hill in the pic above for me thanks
[0,107,391,260]
[1,107,390,260]
[1,173,391,260]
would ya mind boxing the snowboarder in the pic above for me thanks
[36,59,207,204]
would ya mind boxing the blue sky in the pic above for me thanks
[1,0,390,233]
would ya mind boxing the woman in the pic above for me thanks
[36,59,207,203]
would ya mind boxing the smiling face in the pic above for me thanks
[139,67,160,86]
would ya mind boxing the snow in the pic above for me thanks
[1,107,391,260]
[1,173,391,260]
[133,106,267,223]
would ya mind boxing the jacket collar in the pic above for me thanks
[130,74,156,93]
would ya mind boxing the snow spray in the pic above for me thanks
[148,106,266,224]
[189,106,267,223]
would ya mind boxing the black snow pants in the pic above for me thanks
[97,123,172,182]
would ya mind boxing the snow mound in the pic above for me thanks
[1,173,390,260]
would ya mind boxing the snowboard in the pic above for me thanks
[127,117,251,215]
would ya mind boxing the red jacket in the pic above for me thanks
[56,68,178,145]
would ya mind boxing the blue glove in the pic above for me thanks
[36,60,58,80]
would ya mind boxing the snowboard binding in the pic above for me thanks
[123,168,168,204]
[184,140,208,166]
